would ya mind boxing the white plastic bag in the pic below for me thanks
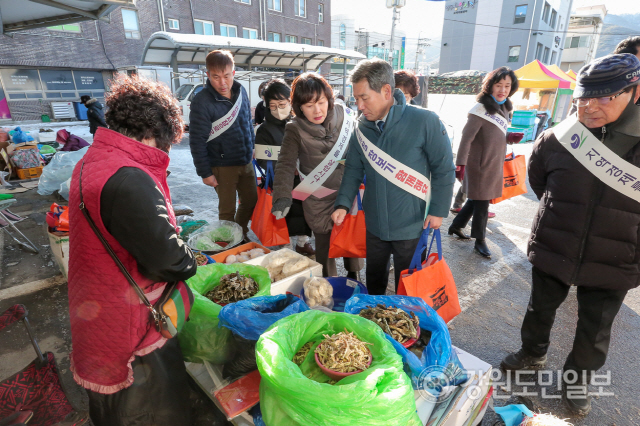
[37,147,89,196]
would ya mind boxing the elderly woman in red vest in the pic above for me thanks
[67,75,197,425]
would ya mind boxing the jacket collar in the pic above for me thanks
[206,79,242,102]
[360,89,407,133]
[92,128,170,173]
[293,106,338,139]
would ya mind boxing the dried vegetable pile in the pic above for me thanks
[195,253,209,266]
[315,330,372,373]
[358,304,419,344]
[293,342,314,366]
[205,271,259,304]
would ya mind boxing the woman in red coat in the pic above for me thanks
[67,75,197,425]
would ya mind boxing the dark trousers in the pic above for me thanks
[521,267,627,379]
[366,231,421,295]
[452,187,467,209]
[87,338,191,426]
[451,199,490,240]
[314,232,363,277]
[212,163,258,236]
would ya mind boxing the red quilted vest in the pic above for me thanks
[67,128,177,394]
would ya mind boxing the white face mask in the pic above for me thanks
[273,104,292,120]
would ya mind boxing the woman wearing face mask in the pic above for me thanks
[448,67,523,259]
[255,79,314,256]
[271,72,363,278]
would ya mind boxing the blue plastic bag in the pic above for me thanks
[12,127,34,143]
[218,294,310,341]
[344,294,467,388]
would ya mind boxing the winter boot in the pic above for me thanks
[500,349,547,371]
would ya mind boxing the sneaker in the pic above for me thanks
[295,242,316,256]
[488,212,496,219]
[450,207,462,214]
[500,349,547,371]
[563,380,592,415]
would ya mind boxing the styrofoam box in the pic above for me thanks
[48,229,69,279]
[38,132,57,143]
[244,248,322,295]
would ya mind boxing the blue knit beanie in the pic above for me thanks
[574,53,640,98]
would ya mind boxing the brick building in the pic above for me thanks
[0,0,329,121]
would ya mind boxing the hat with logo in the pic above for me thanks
[574,53,640,98]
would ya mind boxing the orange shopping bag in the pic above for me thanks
[250,161,289,247]
[491,151,527,204]
[397,226,461,323]
[329,189,366,258]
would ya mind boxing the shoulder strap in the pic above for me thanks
[78,162,157,314]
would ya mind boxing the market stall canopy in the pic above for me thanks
[567,69,578,79]
[547,64,577,89]
[515,60,574,90]
[1,0,134,34]
[141,32,367,71]
[427,70,488,95]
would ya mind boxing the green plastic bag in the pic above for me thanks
[256,310,421,426]
[180,263,271,364]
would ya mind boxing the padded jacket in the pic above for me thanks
[528,105,640,290]
[189,80,254,177]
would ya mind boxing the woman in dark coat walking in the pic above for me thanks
[255,79,314,255]
[448,67,523,258]
[80,95,107,135]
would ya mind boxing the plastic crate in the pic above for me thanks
[508,125,535,142]
[16,166,43,179]
[513,109,538,117]
[511,115,537,126]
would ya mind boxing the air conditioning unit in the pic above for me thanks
[51,102,76,120]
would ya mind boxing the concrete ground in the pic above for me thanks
[1,127,640,425]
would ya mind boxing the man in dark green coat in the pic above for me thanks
[332,58,455,295]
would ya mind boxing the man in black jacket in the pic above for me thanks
[80,95,107,135]
[189,51,257,238]
[501,54,640,416]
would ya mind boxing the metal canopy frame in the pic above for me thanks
[142,32,366,91]
[1,0,134,34]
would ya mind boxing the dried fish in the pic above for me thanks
[205,271,258,304]
[315,330,372,373]
[358,304,419,344]
[293,342,314,365]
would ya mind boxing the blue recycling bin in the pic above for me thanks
[74,102,88,121]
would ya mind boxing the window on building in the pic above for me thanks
[295,0,306,18]
[168,19,180,30]
[565,35,590,49]
[243,28,258,39]
[318,4,324,23]
[559,16,563,30]
[235,0,251,4]
[543,47,550,64]
[220,24,238,37]
[48,23,81,33]
[194,19,214,35]
[318,40,324,46]
[286,35,297,43]
[508,46,521,63]
[550,10,557,29]
[302,37,312,45]
[542,2,550,23]
[340,23,346,50]
[268,32,281,42]
[268,0,282,12]
[551,51,557,65]
[514,5,527,24]
[535,43,544,61]
[122,9,141,39]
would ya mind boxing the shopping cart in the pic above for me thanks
[0,304,89,426]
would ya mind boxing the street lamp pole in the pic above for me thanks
[389,5,398,69]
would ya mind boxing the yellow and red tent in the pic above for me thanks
[515,60,574,89]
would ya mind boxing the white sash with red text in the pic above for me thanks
[207,93,242,142]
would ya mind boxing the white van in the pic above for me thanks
[175,71,280,128]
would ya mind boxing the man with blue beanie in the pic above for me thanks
[501,54,640,415]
